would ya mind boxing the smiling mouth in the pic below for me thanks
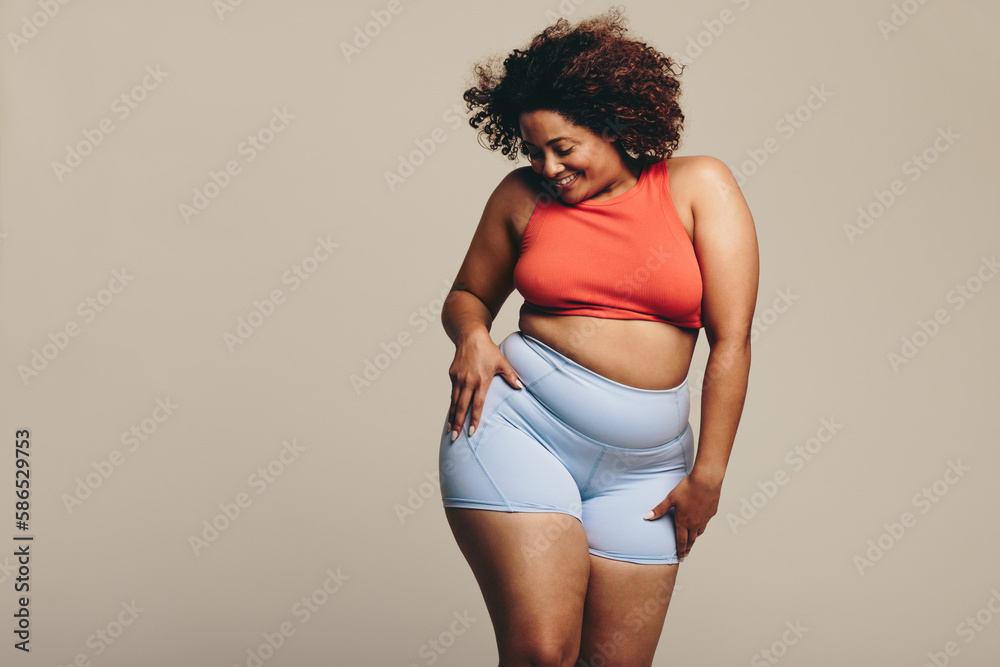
[552,171,580,188]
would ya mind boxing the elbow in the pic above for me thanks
[705,331,752,372]
[705,326,752,354]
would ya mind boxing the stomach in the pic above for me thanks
[517,302,699,390]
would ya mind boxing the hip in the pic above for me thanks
[489,330,692,449]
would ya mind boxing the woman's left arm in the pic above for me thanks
[645,156,760,561]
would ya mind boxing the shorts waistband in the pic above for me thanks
[497,330,691,447]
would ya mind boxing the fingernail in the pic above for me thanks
[468,425,476,436]
[516,378,523,388]
[643,511,654,520]
[451,429,458,442]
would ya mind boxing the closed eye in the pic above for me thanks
[526,146,573,160]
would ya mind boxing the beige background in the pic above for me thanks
[2,0,998,665]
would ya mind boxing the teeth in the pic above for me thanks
[554,172,578,186]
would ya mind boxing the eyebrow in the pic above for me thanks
[523,136,572,148]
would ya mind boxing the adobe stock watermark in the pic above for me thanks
[689,286,799,399]
[886,254,997,372]
[669,0,757,68]
[17,267,135,386]
[384,102,466,192]
[51,65,169,183]
[577,578,681,666]
[7,0,74,55]
[178,106,295,224]
[54,600,144,665]
[395,469,447,524]
[223,235,340,353]
[0,557,18,585]
[396,419,489,524]
[516,452,633,562]
[61,397,180,514]
[404,610,478,667]
[729,84,834,187]
[188,438,306,557]
[726,417,842,534]
[544,0,589,23]
[852,458,970,576]
[231,566,349,667]
[213,0,249,21]
[877,0,935,40]
[919,588,1000,667]
[351,278,452,395]
[519,505,583,561]
[749,287,799,343]
[750,620,810,667]
[340,0,417,63]
[843,126,959,244]
[414,429,495,523]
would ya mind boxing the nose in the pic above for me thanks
[539,154,563,180]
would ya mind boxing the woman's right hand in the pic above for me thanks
[446,329,523,442]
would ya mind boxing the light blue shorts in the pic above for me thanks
[439,330,695,565]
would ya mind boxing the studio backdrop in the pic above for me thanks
[1,1,998,665]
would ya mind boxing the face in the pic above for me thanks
[519,109,637,204]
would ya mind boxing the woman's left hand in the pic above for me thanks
[644,469,723,562]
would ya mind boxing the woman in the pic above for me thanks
[438,8,758,667]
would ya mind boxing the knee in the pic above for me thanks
[501,635,580,667]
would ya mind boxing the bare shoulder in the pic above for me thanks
[666,155,742,201]
[449,167,546,319]
[666,155,750,232]
[494,166,545,207]
[489,166,547,238]
[668,156,758,338]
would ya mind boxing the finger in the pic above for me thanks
[450,384,474,441]
[501,365,524,390]
[447,380,462,432]
[644,495,673,521]
[676,527,691,562]
[468,380,489,436]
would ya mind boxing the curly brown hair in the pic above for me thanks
[463,6,685,167]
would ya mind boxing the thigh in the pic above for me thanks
[578,556,679,667]
[445,508,591,666]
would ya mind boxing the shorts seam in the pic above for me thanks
[461,427,514,512]
[578,448,606,496]
[680,423,692,473]
[441,500,584,522]
[469,366,560,449]
[522,365,562,389]
[589,547,680,565]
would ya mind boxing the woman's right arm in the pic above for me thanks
[442,168,537,441]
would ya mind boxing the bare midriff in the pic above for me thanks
[517,303,698,390]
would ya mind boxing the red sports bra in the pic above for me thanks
[513,159,703,329]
